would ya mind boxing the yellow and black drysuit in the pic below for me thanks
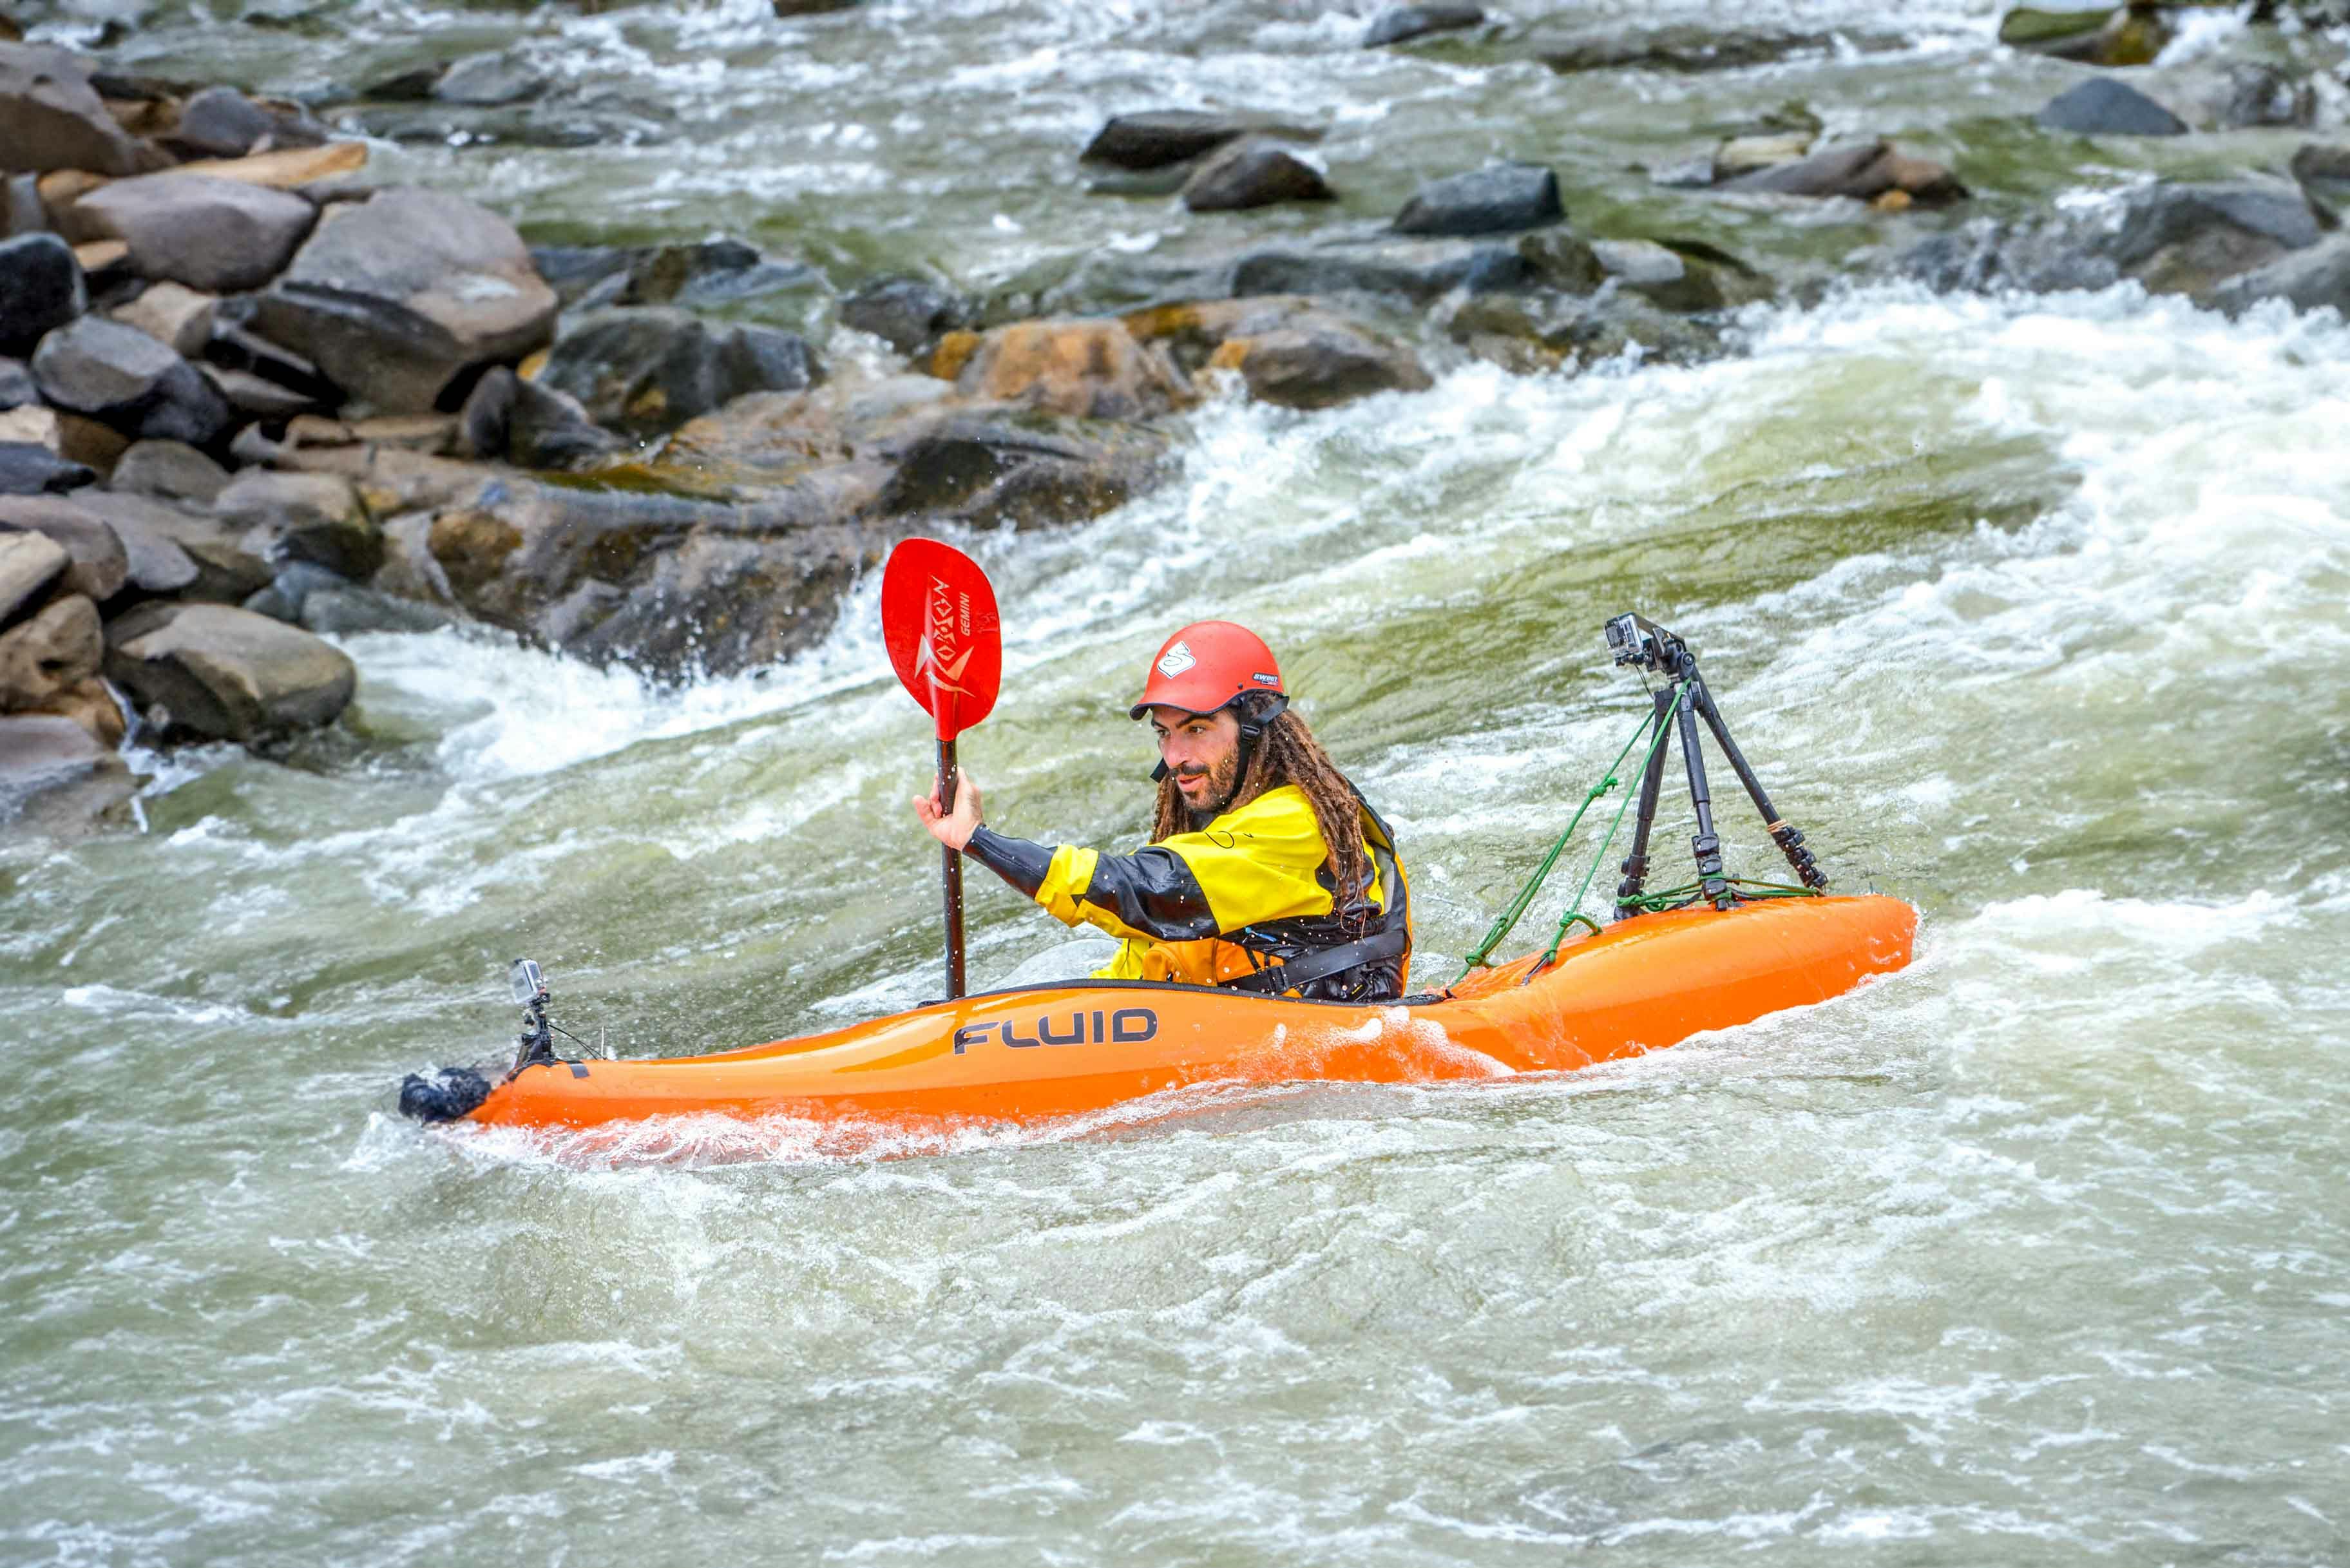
[963,784,1412,1001]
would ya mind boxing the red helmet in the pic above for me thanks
[1129,621,1286,720]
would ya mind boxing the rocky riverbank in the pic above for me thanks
[4,4,2350,828]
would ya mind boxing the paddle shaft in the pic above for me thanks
[937,737,967,999]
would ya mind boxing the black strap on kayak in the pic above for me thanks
[1223,923,1409,995]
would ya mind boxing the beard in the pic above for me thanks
[1176,745,1243,825]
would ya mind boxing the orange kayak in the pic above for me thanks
[459,895,1915,1131]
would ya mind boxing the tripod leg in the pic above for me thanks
[1614,687,1677,919]
[1675,687,1734,910]
[1690,678,1827,890]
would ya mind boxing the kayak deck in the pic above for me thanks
[464,895,1916,1131]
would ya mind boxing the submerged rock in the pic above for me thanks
[1364,4,1484,47]
[1393,164,1563,236]
[2036,77,2187,137]
[1081,110,1319,171]
[104,599,356,742]
[2209,231,2350,316]
[1998,5,2168,66]
[841,276,970,354]
[1717,139,1967,206]
[1180,138,1334,212]
[0,711,129,826]
[1536,25,1860,74]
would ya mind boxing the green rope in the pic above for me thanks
[1535,696,1680,971]
[1451,709,1659,985]
[1615,876,1823,916]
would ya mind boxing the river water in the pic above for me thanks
[8,1,2350,1563]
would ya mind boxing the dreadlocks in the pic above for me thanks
[1149,708,1374,922]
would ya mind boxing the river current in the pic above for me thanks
[6,0,2350,1563]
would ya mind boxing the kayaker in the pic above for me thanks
[912,621,1411,1000]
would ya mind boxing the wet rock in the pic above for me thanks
[171,86,276,158]
[73,174,317,294]
[239,559,347,624]
[0,232,85,357]
[1536,25,1850,74]
[0,493,129,600]
[73,490,268,602]
[2291,142,2350,210]
[1124,296,1431,409]
[1998,6,2167,66]
[1082,110,1319,171]
[2036,76,2187,137]
[0,42,164,177]
[0,441,93,493]
[433,49,549,108]
[539,307,819,434]
[1516,230,1608,294]
[949,319,1189,419]
[528,238,816,313]
[1395,163,1563,237]
[841,276,969,354]
[1902,178,2322,299]
[457,367,621,470]
[0,355,32,407]
[30,316,233,446]
[2209,231,2350,316]
[0,524,66,626]
[874,408,1169,532]
[1717,139,1967,206]
[253,186,559,414]
[1233,231,1536,300]
[213,468,379,578]
[108,280,216,358]
[2219,64,2315,130]
[298,582,456,636]
[1714,133,1813,180]
[104,599,355,742]
[1364,4,1483,46]
[1589,240,1722,311]
[0,590,98,707]
[0,712,128,824]
[110,438,231,503]
[1181,137,1334,212]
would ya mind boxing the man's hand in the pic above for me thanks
[913,771,984,850]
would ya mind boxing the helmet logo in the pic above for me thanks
[1252,672,1279,685]
[1156,641,1197,679]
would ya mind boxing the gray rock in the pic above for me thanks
[1181,138,1334,212]
[1081,110,1319,171]
[109,439,233,504]
[2220,64,2314,131]
[212,468,381,579]
[433,49,549,107]
[457,367,621,469]
[1394,164,1563,236]
[539,307,820,434]
[841,276,968,353]
[298,584,457,636]
[240,559,349,624]
[1591,240,1716,311]
[171,86,275,158]
[202,366,322,420]
[0,712,126,823]
[74,175,317,294]
[104,600,356,742]
[2036,77,2187,137]
[0,524,66,627]
[0,494,129,600]
[1233,231,1536,300]
[0,43,164,178]
[1205,320,1433,410]
[205,321,338,406]
[4,172,43,236]
[251,186,559,414]
[29,316,233,446]
[0,354,32,408]
[1902,178,2322,299]
[108,281,217,359]
[1536,25,1840,74]
[0,441,94,494]
[73,490,266,602]
[2209,231,2350,316]
[2291,142,2350,211]
[530,238,819,312]
[1364,4,1483,47]
[0,590,98,707]
[1717,140,1886,196]
[0,232,85,358]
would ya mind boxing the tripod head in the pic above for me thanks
[1603,612,1692,677]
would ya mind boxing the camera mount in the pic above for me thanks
[1604,613,1826,915]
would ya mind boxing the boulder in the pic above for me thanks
[841,276,969,354]
[73,174,318,294]
[0,43,164,177]
[1081,110,1319,170]
[432,49,549,107]
[251,186,559,414]
[0,354,32,408]
[1996,6,2166,66]
[872,408,1168,533]
[456,366,622,469]
[1717,139,1967,206]
[108,438,232,503]
[73,490,267,601]
[104,600,356,742]
[108,281,217,359]
[1181,137,1334,212]
[1124,296,1430,409]
[0,712,126,823]
[0,231,84,357]
[2209,231,2350,317]
[0,523,66,626]
[949,319,1189,419]
[240,559,350,625]
[1393,164,1563,236]
[0,493,129,599]
[211,468,381,578]
[2036,77,2187,137]
[170,86,276,158]
[1591,240,1725,311]
[0,589,98,707]
[1536,25,1846,74]
[538,307,819,434]
[530,237,819,312]
[0,441,93,493]
[29,316,233,446]
[1364,5,1484,47]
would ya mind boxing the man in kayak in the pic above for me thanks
[913,621,1411,1000]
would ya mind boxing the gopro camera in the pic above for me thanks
[509,957,546,1006]
[1605,612,1682,673]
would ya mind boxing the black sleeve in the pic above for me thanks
[1073,846,1219,941]
[963,826,1054,898]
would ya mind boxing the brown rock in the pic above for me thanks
[1180,137,1334,212]
[954,319,1189,419]
[72,490,269,602]
[0,493,128,600]
[108,280,218,358]
[0,43,167,178]
[0,523,67,625]
[110,438,232,503]
[0,590,100,708]
[35,672,122,746]
[174,141,368,191]
[1126,296,1432,409]
[103,599,356,741]
[0,711,127,823]
[213,468,380,578]
[71,238,127,275]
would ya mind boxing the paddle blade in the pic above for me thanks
[881,537,1001,740]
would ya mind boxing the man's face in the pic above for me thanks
[1147,705,1243,813]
